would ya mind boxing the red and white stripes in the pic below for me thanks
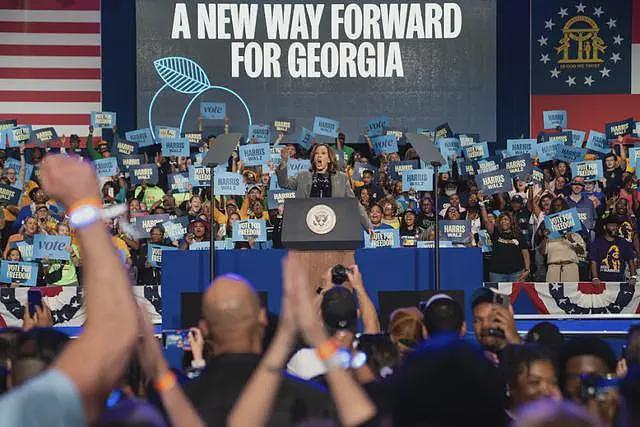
[0,0,102,137]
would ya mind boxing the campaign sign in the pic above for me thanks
[539,131,572,146]
[273,118,295,135]
[476,169,513,196]
[162,217,190,241]
[371,135,398,154]
[8,125,32,147]
[147,244,178,268]
[239,143,269,166]
[155,126,180,141]
[287,159,311,178]
[585,130,609,154]
[536,141,564,163]
[112,138,137,156]
[267,189,296,209]
[184,131,203,147]
[367,116,390,137]
[437,138,462,160]
[232,219,267,242]
[363,228,400,248]
[313,116,339,138]
[458,134,478,148]
[401,168,433,191]
[478,229,492,253]
[544,208,583,239]
[576,207,595,231]
[571,161,603,181]
[435,123,453,139]
[439,220,472,243]
[161,138,190,157]
[190,241,211,251]
[93,157,120,178]
[635,159,640,178]
[296,127,314,150]
[501,155,533,179]
[214,172,246,195]
[388,160,420,181]
[91,111,116,128]
[0,119,16,131]
[33,127,58,146]
[386,129,405,144]
[531,167,545,184]
[352,163,378,182]
[606,118,634,140]
[0,184,21,206]
[0,261,38,286]
[629,146,640,167]
[130,164,159,186]
[135,214,170,238]
[119,154,145,170]
[16,241,33,262]
[554,145,587,163]
[168,172,190,192]
[473,159,500,175]
[506,139,536,157]
[566,129,586,147]
[543,110,567,129]
[463,142,489,161]
[126,128,154,148]
[200,102,226,120]
[458,160,476,177]
[247,124,271,144]
[33,234,71,261]
[188,165,211,188]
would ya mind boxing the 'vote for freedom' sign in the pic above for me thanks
[439,220,472,243]
[0,184,21,206]
[91,111,116,128]
[475,169,513,196]
[544,208,583,239]
[33,234,71,261]
[0,261,38,286]
[363,229,400,248]
[147,244,178,268]
[189,165,211,187]
[571,161,603,181]
[239,143,269,166]
[155,126,179,141]
[463,142,489,161]
[232,219,267,242]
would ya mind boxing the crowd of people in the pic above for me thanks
[0,118,638,287]
[0,152,639,426]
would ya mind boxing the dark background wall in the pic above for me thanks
[102,1,530,147]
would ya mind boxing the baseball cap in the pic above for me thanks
[570,177,585,187]
[470,287,494,309]
[321,286,358,333]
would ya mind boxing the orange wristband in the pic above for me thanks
[67,197,102,216]
[153,370,177,392]
[315,338,339,361]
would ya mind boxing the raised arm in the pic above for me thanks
[41,156,139,423]
[276,147,298,190]
[479,194,495,235]
[347,265,380,334]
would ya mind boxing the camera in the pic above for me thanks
[331,264,353,285]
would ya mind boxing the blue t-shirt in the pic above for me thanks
[0,369,85,426]
[589,237,635,282]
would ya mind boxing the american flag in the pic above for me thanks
[0,0,101,139]
[530,0,640,135]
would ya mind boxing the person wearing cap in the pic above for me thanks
[566,177,597,240]
[589,215,636,284]
[239,186,265,220]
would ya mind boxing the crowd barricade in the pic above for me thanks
[484,282,640,317]
[0,285,162,328]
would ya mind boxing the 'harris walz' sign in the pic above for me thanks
[475,169,513,196]
[439,220,471,243]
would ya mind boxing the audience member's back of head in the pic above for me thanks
[512,399,600,427]
[11,327,69,387]
[393,336,506,427]
[0,327,22,394]
[388,307,425,356]
[421,294,464,337]
[620,364,640,427]
[355,334,400,380]
[525,321,564,357]
[624,324,640,367]
[320,286,357,335]
[96,397,168,427]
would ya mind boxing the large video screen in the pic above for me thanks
[136,1,496,140]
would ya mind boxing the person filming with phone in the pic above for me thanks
[471,287,521,358]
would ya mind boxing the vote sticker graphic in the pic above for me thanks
[306,204,336,235]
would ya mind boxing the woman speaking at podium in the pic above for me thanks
[277,143,373,232]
